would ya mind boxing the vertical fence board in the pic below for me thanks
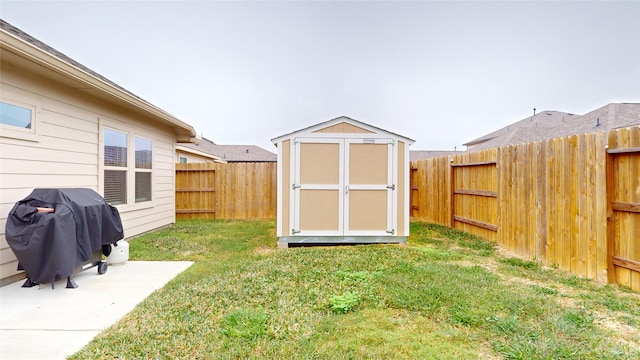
[631,127,640,291]
[608,126,640,291]
[409,128,628,286]
[569,135,578,275]
[175,162,277,220]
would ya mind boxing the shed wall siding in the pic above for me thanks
[275,119,412,243]
[281,140,291,236]
[312,122,375,134]
[1,60,178,283]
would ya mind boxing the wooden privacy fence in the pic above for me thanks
[175,162,277,220]
[410,126,640,291]
[607,127,640,290]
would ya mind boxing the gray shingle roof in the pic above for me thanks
[465,103,640,151]
[183,138,276,162]
[410,150,461,161]
[464,111,576,146]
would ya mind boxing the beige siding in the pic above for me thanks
[300,190,340,231]
[175,149,215,164]
[281,140,291,236]
[349,190,387,231]
[312,122,375,134]
[1,58,179,283]
[300,143,340,184]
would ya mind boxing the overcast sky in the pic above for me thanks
[1,1,639,151]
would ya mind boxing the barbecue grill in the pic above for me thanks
[5,188,124,288]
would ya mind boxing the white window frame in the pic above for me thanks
[99,122,154,211]
[0,96,40,142]
[134,135,153,203]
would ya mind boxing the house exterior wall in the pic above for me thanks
[175,149,215,164]
[1,59,179,284]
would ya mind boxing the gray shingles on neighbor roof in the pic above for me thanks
[410,150,461,161]
[465,103,640,152]
[184,138,276,162]
[464,111,576,146]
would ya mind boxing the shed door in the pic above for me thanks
[345,139,394,236]
[291,138,395,236]
[292,139,344,236]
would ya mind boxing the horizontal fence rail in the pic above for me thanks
[606,126,640,291]
[411,126,640,291]
[176,162,277,220]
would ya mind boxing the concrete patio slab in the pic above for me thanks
[0,261,193,360]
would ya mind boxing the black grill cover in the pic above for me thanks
[5,188,124,284]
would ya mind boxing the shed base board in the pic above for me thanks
[278,236,407,247]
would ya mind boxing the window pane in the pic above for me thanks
[179,157,187,164]
[135,137,152,169]
[135,172,152,202]
[104,128,127,167]
[0,102,32,129]
[104,170,127,205]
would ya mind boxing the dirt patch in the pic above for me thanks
[254,246,276,256]
[496,246,526,260]
[452,258,499,273]
[594,312,640,349]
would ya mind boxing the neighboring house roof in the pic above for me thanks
[464,103,640,151]
[0,19,196,142]
[410,150,460,161]
[464,110,576,147]
[271,116,415,145]
[181,137,277,162]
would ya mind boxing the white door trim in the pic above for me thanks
[291,138,344,236]
[343,138,395,236]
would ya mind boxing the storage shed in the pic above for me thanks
[271,116,414,247]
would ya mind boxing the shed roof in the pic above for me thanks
[0,19,196,142]
[271,116,415,144]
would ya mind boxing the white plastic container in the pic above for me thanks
[106,240,129,265]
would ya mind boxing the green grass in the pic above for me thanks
[70,220,640,359]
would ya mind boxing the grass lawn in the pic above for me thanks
[70,220,640,359]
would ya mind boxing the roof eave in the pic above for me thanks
[175,145,223,161]
[271,116,415,144]
[0,28,196,141]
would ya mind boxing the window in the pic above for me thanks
[104,128,128,205]
[0,101,32,129]
[179,156,187,164]
[0,99,39,141]
[135,137,152,203]
[102,128,154,206]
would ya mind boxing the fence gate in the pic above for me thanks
[175,163,216,219]
[607,127,640,292]
[451,151,498,242]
